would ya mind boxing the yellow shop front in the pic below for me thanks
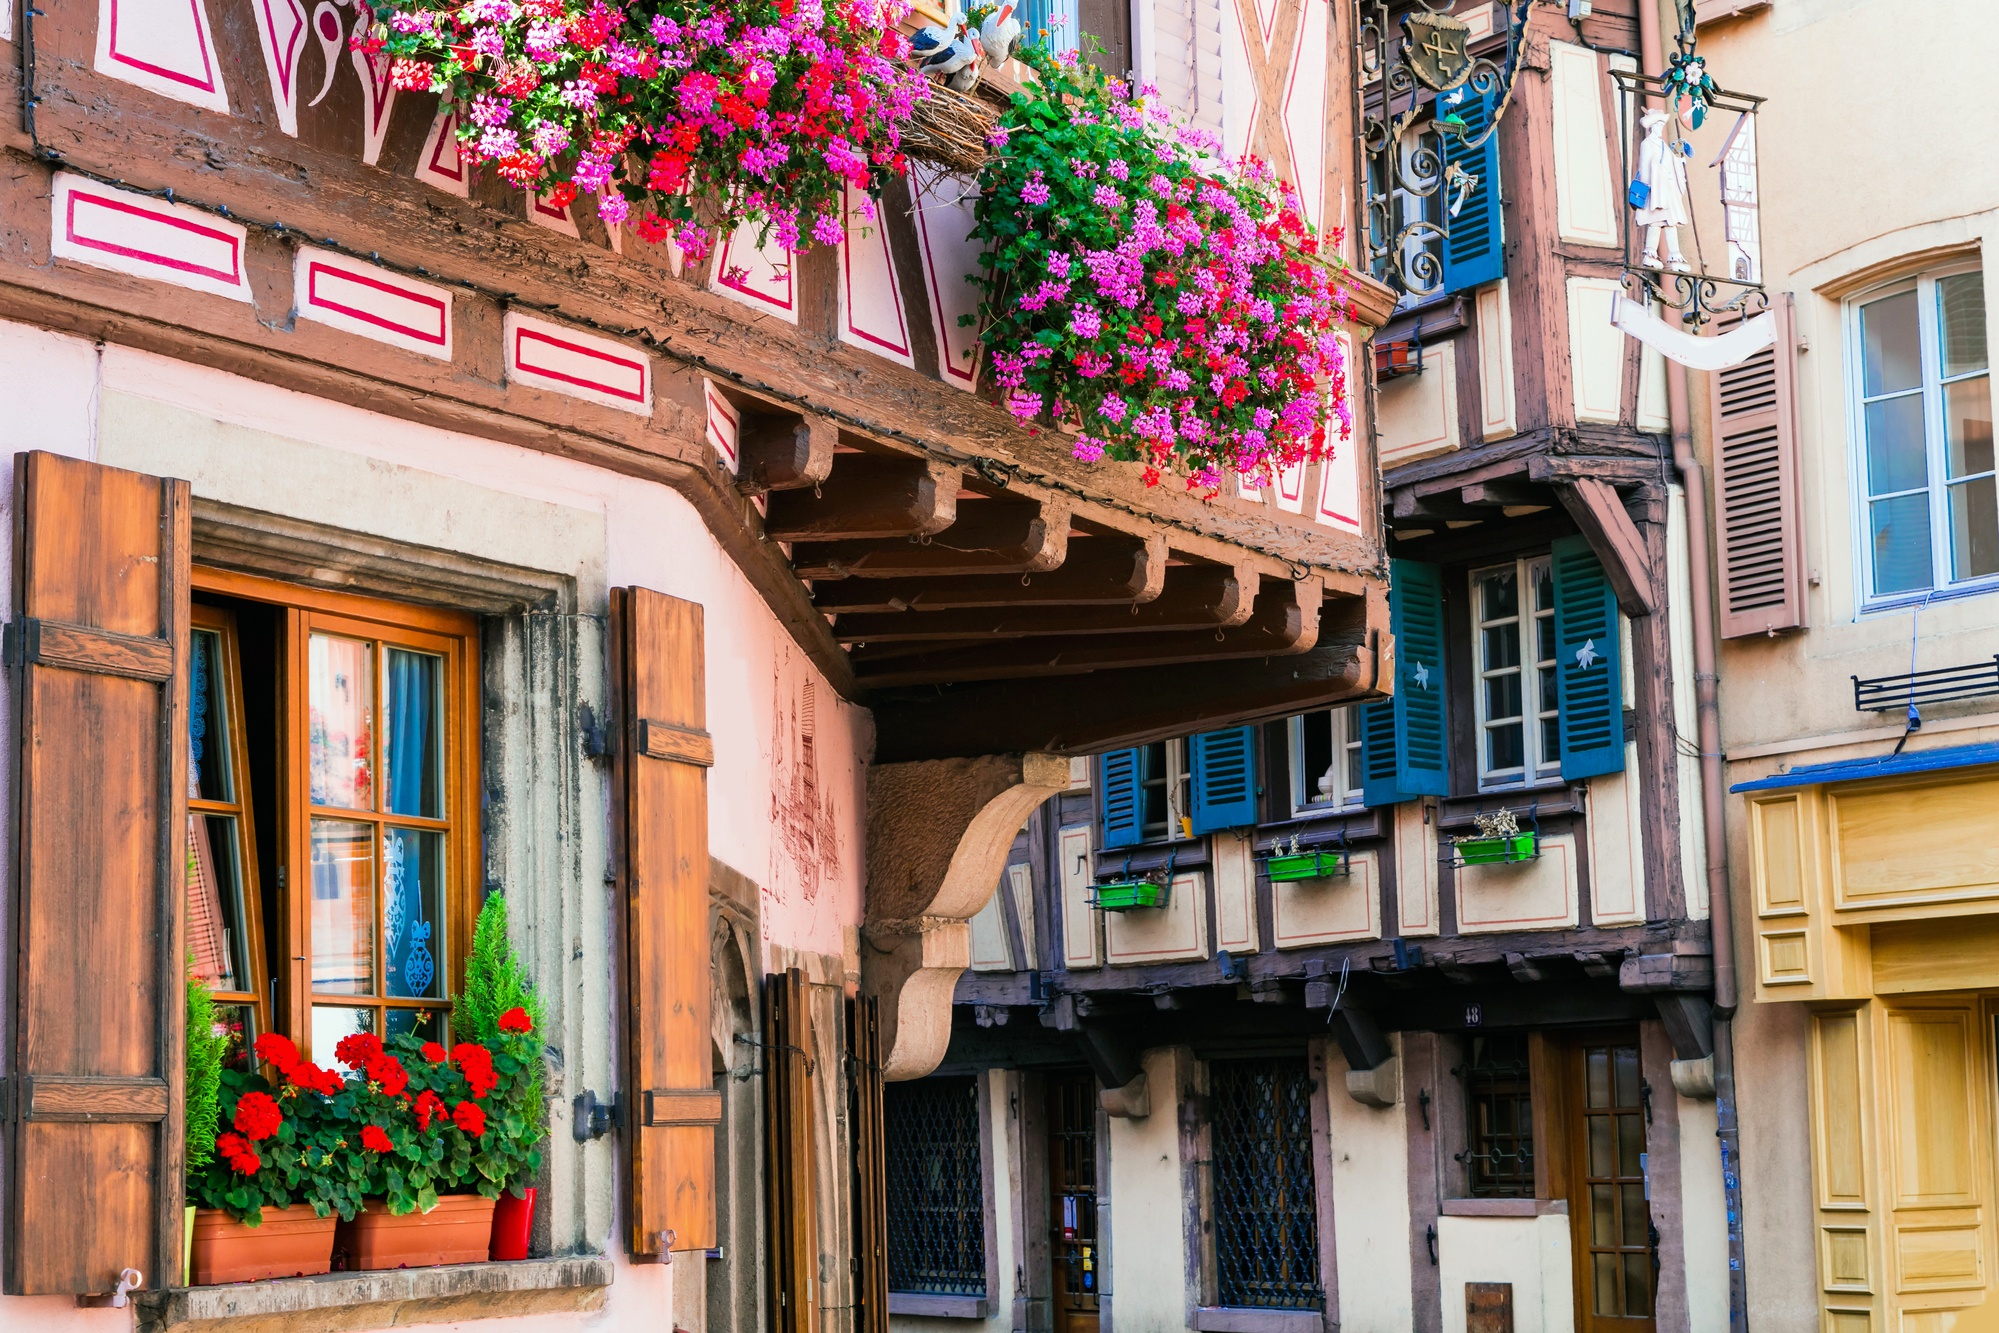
[1738,743,1999,1333]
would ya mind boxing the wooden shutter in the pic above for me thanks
[765,968,819,1333]
[1551,535,1627,781]
[1098,748,1142,849]
[1359,699,1403,809]
[611,586,718,1258]
[1711,294,1807,637]
[1389,559,1450,797]
[850,996,889,1333]
[1189,726,1257,833]
[5,452,189,1296]
[1438,85,1505,295]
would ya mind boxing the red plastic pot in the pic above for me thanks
[490,1187,536,1261]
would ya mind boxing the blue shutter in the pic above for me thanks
[1189,727,1257,833]
[1437,84,1503,294]
[1551,536,1626,780]
[1100,748,1143,848]
[1359,700,1403,809]
[1391,558,1450,797]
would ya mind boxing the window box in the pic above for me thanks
[1093,879,1169,912]
[1263,849,1350,883]
[1454,832,1540,866]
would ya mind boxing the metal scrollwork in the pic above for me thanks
[1359,0,1531,301]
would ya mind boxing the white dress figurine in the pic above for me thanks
[1634,108,1692,273]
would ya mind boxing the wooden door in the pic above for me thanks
[1047,1070,1101,1333]
[1565,1032,1656,1333]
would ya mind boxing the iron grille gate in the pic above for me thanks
[1210,1057,1325,1311]
[884,1075,986,1296]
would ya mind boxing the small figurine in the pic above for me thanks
[978,1,1022,67]
[1632,108,1692,274]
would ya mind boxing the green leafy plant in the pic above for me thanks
[184,966,227,1174]
[456,894,549,1198]
[188,1033,367,1226]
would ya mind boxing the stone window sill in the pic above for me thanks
[1440,1197,1569,1217]
[135,1256,613,1333]
[1191,1306,1326,1333]
[888,1293,993,1318]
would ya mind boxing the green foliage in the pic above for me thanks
[459,893,547,1121]
[188,1062,367,1226]
[183,967,226,1173]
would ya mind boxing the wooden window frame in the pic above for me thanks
[192,566,481,1059]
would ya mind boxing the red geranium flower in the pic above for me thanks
[413,1090,448,1131]
[498,1007,533,1034]
[452,1101,487,1137]
[361,1124,395,1154]
[453,1042,498,1099]
[288,1060,346,1097]
[254,1032,301,1076]
[232,1091,284,1142]
[216,1132,261,1175]
[421,1041,448,1064]
[365,1053,410,1098]
[335,1032,383,1070]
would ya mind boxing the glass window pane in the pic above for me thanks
[1482,623,1521,671]
[1590,1184,1615,1246]
[311,819,375,996]
[1949,477,1999,582]
[1541,717,1561,768]
[1861,290,1921,396]
[1485,672,1523,722]
[385,648,444,819]
[1944,377,1994,479]
[1938,273,1988,379]
[1532,562,1554,612]
[383,827,445,1000]
[1619,1111,1646,1176]
[1865,394,1929,495]
[311,1004,375,1063]
[1621,1183,1649,1246]
[1587,1048,1611,1108]
[212,1002,256,1071]
[310,635,375,810]
[384,1008,444,1044]
[1478,568,1517,620]
[1296,712,1334,806]
[1870,494,1935,595]
[1613,1045,1641,1106]
[1538,665,1559,714]
[188,813,253,995]
[1486,723,1524,774]
[1535,614,1555,665]
[1588,1116,1612,1177]
[1623,1253,1653,1316]
[1594,1254,1619,1316]
[189,628,232,803]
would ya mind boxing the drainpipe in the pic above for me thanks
[1641,3,1748,1331]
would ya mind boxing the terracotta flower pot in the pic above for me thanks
[338,1195,499,1270]
[490,1187,536,1261]
[190,1205,337,1284]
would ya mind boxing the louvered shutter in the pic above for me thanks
[1551,536,1627,780]
[765,968,819,1333]
[1099,748,1143,848]
[5,452,189,1296]
[1189,727,1257,833]
[850,996,889,1333]
[1711,293,1806,637]
[612,587,719,1258]
[1359,699,1403,809]
[1390,559,1450,796]
[1438,85,1504,294]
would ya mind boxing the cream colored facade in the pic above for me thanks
[1697,4,1999,1333]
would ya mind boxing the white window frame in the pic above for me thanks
[1134,737,1192,843]
[1845,264,1996,611]
[1470,555,1562,792]
[1287,708,1365,815]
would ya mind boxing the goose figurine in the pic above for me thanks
[979,2,1021,67]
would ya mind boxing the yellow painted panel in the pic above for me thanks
[1833,774,1999,909]
[1874,918,1999,995]
[1896,1226,1984,1292]
[1818,1011,1868,1206]
[1827,1309,1870,1333]
[1826,1227,1871,1290]
[1766,930,1812,983]
[1887,1009,1977,1207]
[1758,795,1808,913]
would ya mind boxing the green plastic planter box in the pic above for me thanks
[1264,850,1348,882]
[1094,880,1168,911]
[1455,832,1539,865]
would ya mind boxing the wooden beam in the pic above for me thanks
[1459,480,1544,508]
[739,411,836,494]
[829,561,1258,644]
[850,578,1321,686]
[764,455,960,542]
[809,535,1167,612]
[791,495,1071,579]
[1553,477,1658,616]
[1391,489,1484,522]
[866,588,1386,758]
[1526,455,1666,487]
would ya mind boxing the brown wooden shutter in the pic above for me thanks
[764,968,818,1333]
[850,996,889,1333]
[1710,294,1807,638]
[5,452,190,1296]
[610,587,718,1258]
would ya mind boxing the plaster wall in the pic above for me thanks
[0,322,870,1333]
[1105,1046,1190,1333]
[1436,1214,1575,1333]
[1324,1046,1415,1332]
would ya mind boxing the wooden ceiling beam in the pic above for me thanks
[808,534,1168,612]
[738,411,836,494]
[849,578,1322,686]
[791,495,1071,580]
[1458,479,1544,508]
[829,560,1259,645]
[1554,476,1658,616]
[763,455,961,542]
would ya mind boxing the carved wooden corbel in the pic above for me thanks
[863,752,1070,1080]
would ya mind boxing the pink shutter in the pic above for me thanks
[1710,294,1806,638]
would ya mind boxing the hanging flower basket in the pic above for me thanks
[1454,832,1539,866]
[364,0,930,256]
[968,46,1353,490]
[1263,847,1349,883]
[1093,879,1168,912]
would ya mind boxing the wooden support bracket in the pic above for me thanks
[1553,476,1658,616]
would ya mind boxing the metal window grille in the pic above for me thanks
[1210,1057,1324,1311]
[884,1075,986,1296]
[1457,1035,1535,1198]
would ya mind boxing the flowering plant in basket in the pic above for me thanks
[362,0,928,256]
[969,46,1352,492]
[188,1033,368,1225]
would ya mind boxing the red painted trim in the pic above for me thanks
[424,112,465,181]
[716,233,794,311]
[254,0,305,94]
[66,189,241,285]
[704,383,740,463]
[840,189,911,359]
[306,262,449,344]
[107,0,220,92]
[512,327,647,402]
